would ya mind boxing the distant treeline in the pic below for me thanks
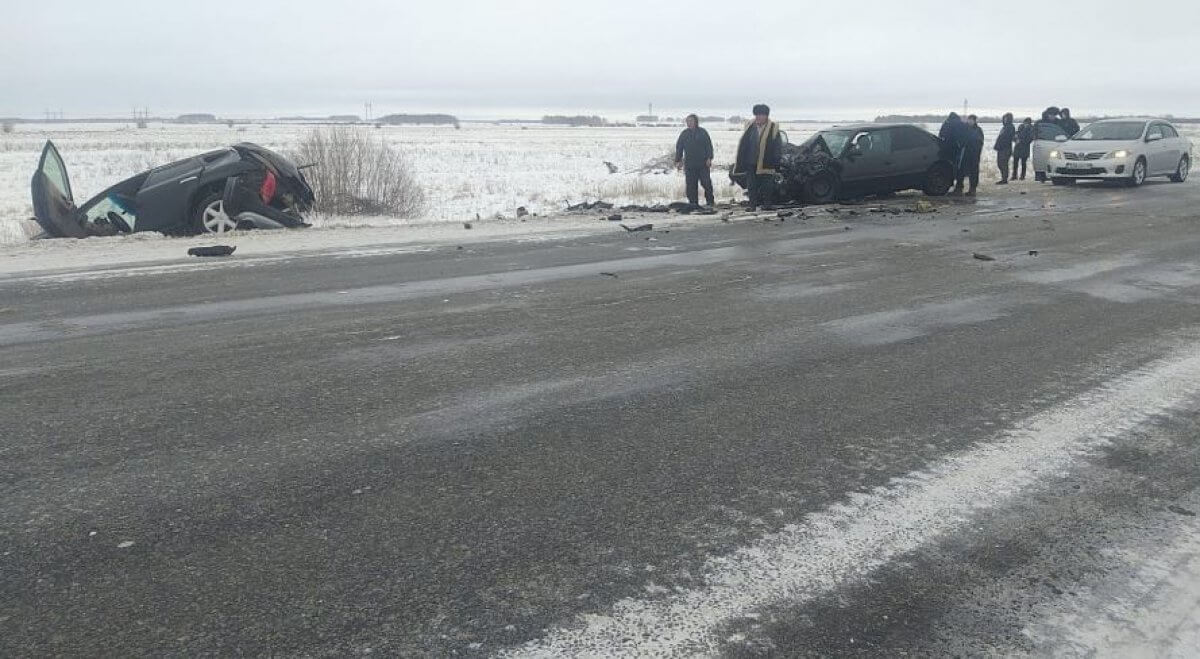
[876,114,1200,124]
[542,115,608,127]
[377,113,461,127]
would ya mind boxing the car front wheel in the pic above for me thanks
[1126,158,1147,187]
[193,192,239,234]
[803,171,839,204]
[922,163,954,196]
[1170,156,1190,183]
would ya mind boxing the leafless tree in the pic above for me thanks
[295,126,425,217]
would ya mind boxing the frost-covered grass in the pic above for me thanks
[2,120,1195,245]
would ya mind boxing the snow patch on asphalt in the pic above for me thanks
[502,342,1200,657]
[822,295,1023,346]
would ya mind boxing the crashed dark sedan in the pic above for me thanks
[736,123,955,204]
[30,141,315,238]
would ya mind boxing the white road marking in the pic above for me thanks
[503,343,1200,657]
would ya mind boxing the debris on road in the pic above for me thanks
[620,224,653,232]
[973,252,996,262]
[516,206,529,218]
[463,222,473,230]
[1168,505,1197,517]
[187,245,236,257]
[912,200,937,213]
[1029,250,1039,256]
[599,272,619,278]
[606,214,623,222]
[567,200,614,212]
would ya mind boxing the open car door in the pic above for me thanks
[30,141,87,238]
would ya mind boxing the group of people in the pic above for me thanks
[940,106,1080,194]
[674,104,782,209]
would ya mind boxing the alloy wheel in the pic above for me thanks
[202,200,238,234]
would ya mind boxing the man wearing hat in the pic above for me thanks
[732,104,783,209]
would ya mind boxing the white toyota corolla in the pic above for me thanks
[1046,118,1192,187]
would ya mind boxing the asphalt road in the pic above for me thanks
[4,179,1200,657]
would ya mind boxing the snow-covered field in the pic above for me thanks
[2,120,1195,246]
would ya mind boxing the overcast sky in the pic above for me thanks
[3,0,1198,120]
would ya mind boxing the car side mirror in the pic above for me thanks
[845,146,863,159]
[1054,135,1068,143]
[1146,134,1163,142]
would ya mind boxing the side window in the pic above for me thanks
[1161,125,1179,138]
[1147,124,1164,140]
[39,145,72,200]
[854,130,893,155]
[890,127,930,151]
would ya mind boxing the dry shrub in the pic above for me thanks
[1,122,13,134]
[295,126,425,217]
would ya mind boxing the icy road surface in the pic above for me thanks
[3,179,1200,656]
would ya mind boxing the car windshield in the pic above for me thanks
[1072,122,1146,141]
[812,130,854,155]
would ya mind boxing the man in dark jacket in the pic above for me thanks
[939,112,970,191]
[1013,117,1034,181]
[675,114,715,207]
[994,113,1016,184]
[957,114,985,196]
[1058,108,1080,137]
[732,104,783,209]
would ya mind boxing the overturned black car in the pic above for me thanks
[31,141,315,238]
[735,123,955,204]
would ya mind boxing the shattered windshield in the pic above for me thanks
[812,130,854,156]
[1072,122,1146,141]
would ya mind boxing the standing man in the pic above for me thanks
[994,113,1016,184]
[675,114,715,207]
[1013,117,1034,181]
[732,104,783,209]
[939,112,968,193]
[1059,108,1080,137]
[958,114,985,196]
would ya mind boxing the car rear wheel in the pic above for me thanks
[193,192,238,234]
[922,163,954,196]
[1170,156,1190,183]
[803,171,839,204]
[1126,158,1147,187]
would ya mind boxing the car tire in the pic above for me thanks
[1126,157,1147,187]
[192,192,239,234]
[922,163,954,196]
[1169,156,1190,183]
[1051,177,1074,186]
[803,171,839,204]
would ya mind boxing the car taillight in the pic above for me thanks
[260,170,277,203]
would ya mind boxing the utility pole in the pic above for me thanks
[963,98,968,115]
[364,102,373,122]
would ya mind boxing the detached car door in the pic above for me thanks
[1032,122,1066,176]
[30,141,87,238]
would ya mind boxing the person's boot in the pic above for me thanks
[996,178,1008,185]
[949,184,964,197]
[966,186,977,197]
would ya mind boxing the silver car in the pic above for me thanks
[1045,118,1192,187]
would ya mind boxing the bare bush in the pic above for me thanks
[1,122,13,134]
[295,126,425,217]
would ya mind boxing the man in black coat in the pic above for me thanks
[732,104,783,209]
[1059,108,1080,137]
[1013,117,1034,181]
[994,113,1016,184]
[675,114,715,207]
[939,112,970,189]
[957,114,985,196]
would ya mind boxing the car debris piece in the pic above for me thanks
[973,252,996,261]
[913,200,937,213]
[1168,505,1197,517]
[606,214,623,222]
[620,223,653,232]
[1028,250,1039,256]
[567,200,614,212]
[463,222,473,229]
[516,206,529,218]
[187,245,236,257]
[30,141,314,239]
[599,272,619,278]
[619,204,671,213]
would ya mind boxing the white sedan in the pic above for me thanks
[1045,118,1192,187]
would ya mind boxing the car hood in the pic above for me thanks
[1063,139,1139,149]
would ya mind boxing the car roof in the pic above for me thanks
[826,123,922,131]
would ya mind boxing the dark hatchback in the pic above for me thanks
[30,141,315,238]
